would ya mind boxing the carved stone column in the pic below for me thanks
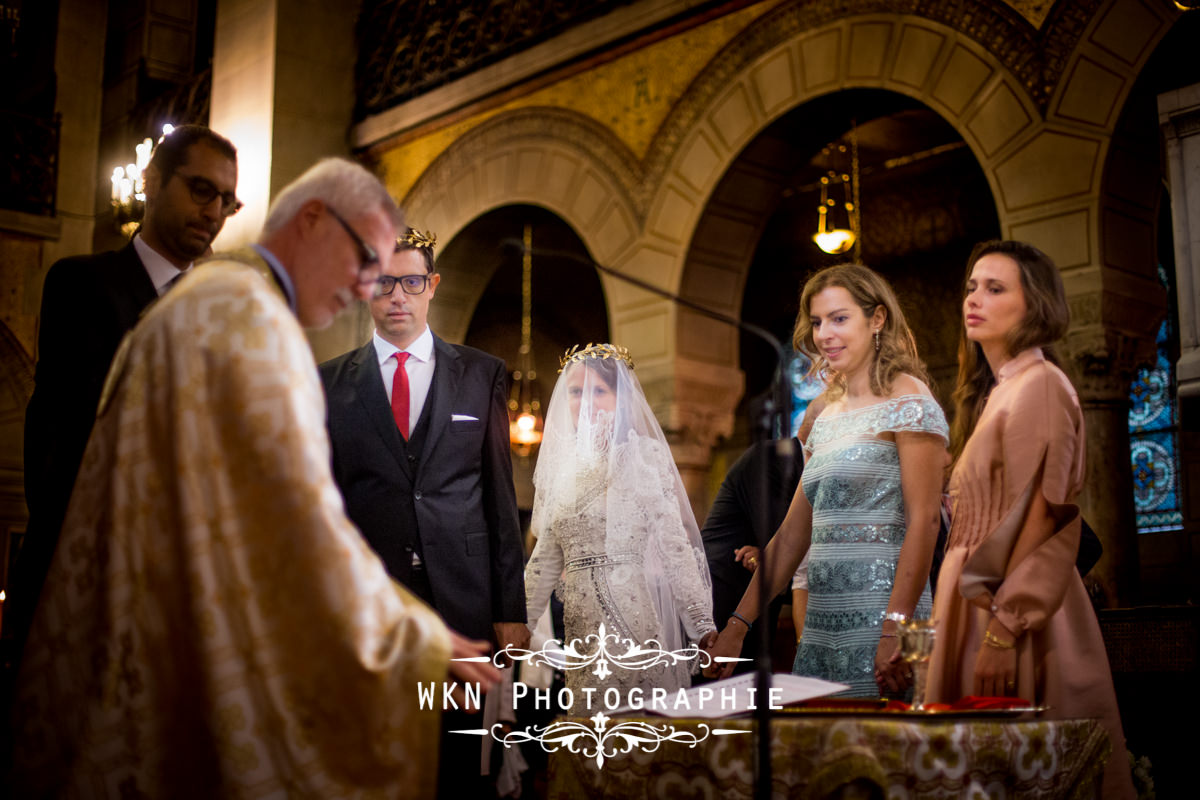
[1158,82,1200,599]
[1158,83,1200,403]
[210,0,360,364]
[638,356,745,525]
[1067,324,1151,608]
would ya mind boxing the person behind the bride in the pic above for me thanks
[705,264,948,698]
[524,343,718,713]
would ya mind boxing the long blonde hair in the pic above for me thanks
[950,240,1069,462]
[793,264,929,401]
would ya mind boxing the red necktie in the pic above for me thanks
[391,351,410,439]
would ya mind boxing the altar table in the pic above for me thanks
[545,714,1108,799]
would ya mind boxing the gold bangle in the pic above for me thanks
[984,630,1015,650]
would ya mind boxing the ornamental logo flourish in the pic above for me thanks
[437,624,756,767]
[494,713,718,769]
[499,623,711,680]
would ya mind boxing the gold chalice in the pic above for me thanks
[898,619,936,710]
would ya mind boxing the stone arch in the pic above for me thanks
[1043,0,1182,603]
[624,11,1053,466]
[392,2,1183,557]
[644,0,1179,598]
[639,3,1166,381]
[653,10,1102,370]
[400,107,643,343]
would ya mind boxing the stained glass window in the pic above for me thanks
[786,350,826,437]
[1129,267,1182,534]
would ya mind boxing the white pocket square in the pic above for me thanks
[451,414,479,422]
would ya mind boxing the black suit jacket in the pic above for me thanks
[16,244,158,642]
[700,438,801,672]
[24,244,158,521]
[320,335,526,641]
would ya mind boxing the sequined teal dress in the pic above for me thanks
[791,395,948,696]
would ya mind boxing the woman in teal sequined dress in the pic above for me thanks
[792,386,947,695]
[706,265,948,697]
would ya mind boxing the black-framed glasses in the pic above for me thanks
[327,208,380,277]
[176,174,244,217]
[373,274,431,297]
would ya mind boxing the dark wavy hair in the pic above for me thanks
[148,124,237,182]
[950,240,1070,462]
[792,263,929,401]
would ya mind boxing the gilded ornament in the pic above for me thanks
[559,343,635,372]
[397,229,437,250]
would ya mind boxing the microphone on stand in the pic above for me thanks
[502,239,790,800]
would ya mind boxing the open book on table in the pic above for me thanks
[615,672,849,719]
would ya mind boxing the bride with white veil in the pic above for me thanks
[524,344,717,712]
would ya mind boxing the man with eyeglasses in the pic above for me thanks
[320,228,529,797]
[11,158,497,797]
[14,124,240,655]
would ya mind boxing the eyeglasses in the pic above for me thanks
[373,274,432,297]
[327,208,380,278]
[176,174,244,216]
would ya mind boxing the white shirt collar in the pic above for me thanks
[373,325,434,365]
[132,235,188,295]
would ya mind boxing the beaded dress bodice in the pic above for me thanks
[792,394,948,697]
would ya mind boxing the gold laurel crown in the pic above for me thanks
[397,229,437,250]
[558,343,634,373]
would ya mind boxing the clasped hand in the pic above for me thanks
[701,624,744,680]
[973,641,1017,696]
[493,621,532,668]
[733,546,760,573]
[873,636,911,695]
[442,622,534,709]
[447,631,501,710]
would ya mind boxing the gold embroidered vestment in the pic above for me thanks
[13,253,450,798]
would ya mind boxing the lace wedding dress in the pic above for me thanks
[525,348,715,714]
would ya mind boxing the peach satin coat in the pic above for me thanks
[926,348,1133,799]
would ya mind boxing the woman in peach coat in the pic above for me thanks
[925,240,1134,799]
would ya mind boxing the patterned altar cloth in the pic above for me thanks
[546,714,1108,799]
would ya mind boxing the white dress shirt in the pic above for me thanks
[132,235,188,295]
[373,326,436,434]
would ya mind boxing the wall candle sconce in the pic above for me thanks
[111,123,174,237]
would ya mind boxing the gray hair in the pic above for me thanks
[261,157,402,237]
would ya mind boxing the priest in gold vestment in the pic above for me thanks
[10,158,494,798]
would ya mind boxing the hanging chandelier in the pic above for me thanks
[812,123,862,259]
[509,224,543,455]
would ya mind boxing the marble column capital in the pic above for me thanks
[638,356,745,458]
